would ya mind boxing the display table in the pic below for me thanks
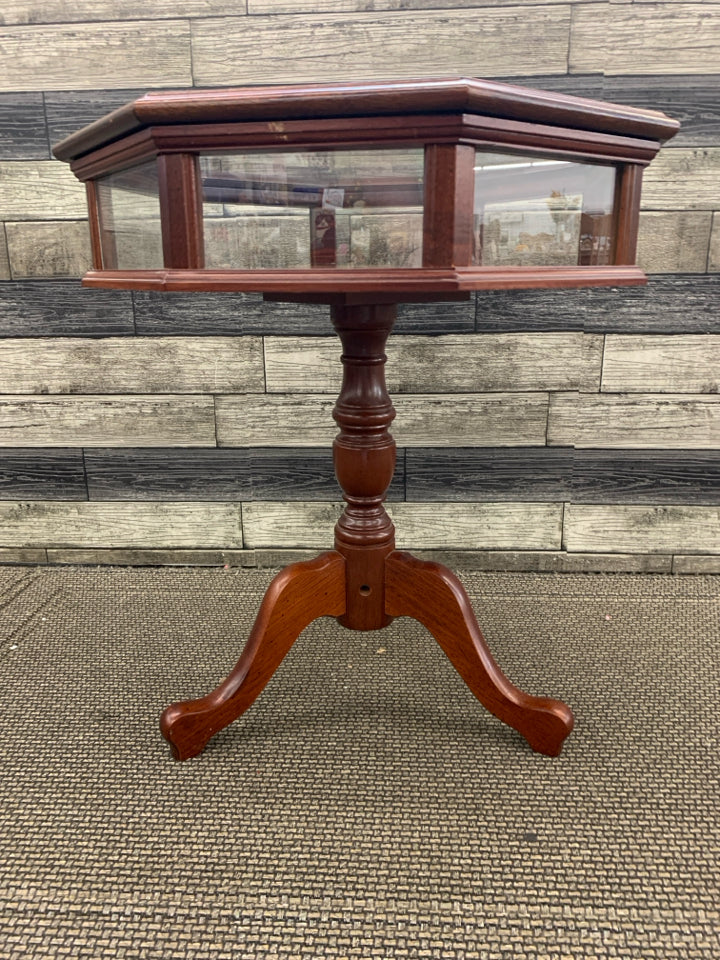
[54,77,678,760]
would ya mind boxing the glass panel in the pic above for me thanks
[472,152,617,267]
[200,149,424,269]
[95,162,163,270]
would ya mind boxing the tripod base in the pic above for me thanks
[160,549,574,761]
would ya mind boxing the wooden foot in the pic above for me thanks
[385,551,574,756]
[160,551,346,760]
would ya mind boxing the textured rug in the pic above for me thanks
[0,565,718,959]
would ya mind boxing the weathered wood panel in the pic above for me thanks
[45,89,147,146]
[83,447,403,501]
[0,449,87,500]
[0,501,242,548]
[0,21,192,92]
[216,393,549,447]
[0,229,9,281]
[548,394,720,449]
[571,5,720,76]
[5,220,91,279]
[475,275,720,334]
[636,212,713,274]
[602,335,720,394]
[0,281,134,337]
[408,447,720,505]
[45,547,255,566]
[192,8,572,85]
[264,333,602,393]
[0,396,216,447]
[0,547,47,563]
[564,504,720,555]
[0,93,48,159]
[601,75,720,148]
[411,549,672,574]
[0,337,263,394]
[251,0,572,11]
[0,1,247,26]
[710,215,720,272]
[0,162,86,219]
[641,148,720,211]
[673,555,720,574]
[242,501,563,550]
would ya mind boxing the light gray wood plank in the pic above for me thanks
[0,227,9,280]
[192,8,572,85]
[548,394,720,449]
[564,504,720,555]
[242,501,562,550]
[0,547,47,563]
[0,501,242,548]
[0,396,216,447]
[641,148,720,211]
[0,337,263,394]
[1,1,247,25]
[602,335,720,394]
[250,0,572,10]
[571,4,720,75]
[264,333,602,393]
[0,162,87,220]
[672,555,720,573]
[636,211,713,274]
[710,214,720,272]
[5,220,91,279]
[216,393,549,447]
[0,21,192,92]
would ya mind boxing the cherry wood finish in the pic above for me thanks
[160,299,574,761]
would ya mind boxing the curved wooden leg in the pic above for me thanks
[385,551,574,756]
[160,551,346,760]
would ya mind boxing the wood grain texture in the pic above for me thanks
[242,501,563,550]
[564,504,720,555]
[264,333,602,393]
[602,335,720,394]
[0,162,86,219]
[44,547,255,566]
[410,549,673,574]
[0,228,9,281]
[0,93,48,159]
[601,75,720,148]
[475,275,720,334]
[216,393,549,447]
[250,0,573,10]
[636,212,713,274]
[710,215,720,272]
[0,337,263,394]
[0,396,216,447]
[0,1,247,26]
[82,447,402,502]
[0,547,47,563]
[191,7,572,85]
[45,89,147,146]
[0,281,134,337]
[5,220,91,279]
[641,148,720,211]
[0,21,192,92]
[408,447,720,505]
[571,4,720,76]
[0,449,86,500]
[673,554,720,573]
[548,394,720,449]
[0,501,242,548]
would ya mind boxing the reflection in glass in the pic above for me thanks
[472,152,617,267]
[96,162,163,270]
[200,149,424,270]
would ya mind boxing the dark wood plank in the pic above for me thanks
[602,75,720,148]
[0,449,87,500]
[132,290,473,335]
[45,90,148,147]
[0,93,49,159]
[84,447,404,501]
[0,281,133,337]
[407,448,720,505]
[475,275,720,334]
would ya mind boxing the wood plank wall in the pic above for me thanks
[1,0,719,572]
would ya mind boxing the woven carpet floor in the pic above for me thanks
[0,565,718,959]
